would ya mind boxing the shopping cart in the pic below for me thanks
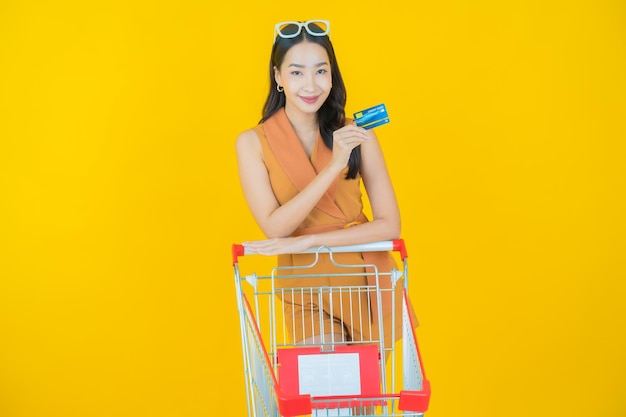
[232,239,431,417]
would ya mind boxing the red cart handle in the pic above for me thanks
[232,239,407,265]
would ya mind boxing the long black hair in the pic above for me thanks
[260,23,361,179]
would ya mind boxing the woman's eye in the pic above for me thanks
[291,71,302,76]
[317,69,327,74]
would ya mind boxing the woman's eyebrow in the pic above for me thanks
[287,61,329,68]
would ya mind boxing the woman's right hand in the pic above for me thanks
[330,123,371,169]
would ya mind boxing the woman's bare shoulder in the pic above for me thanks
[235,127,261,153]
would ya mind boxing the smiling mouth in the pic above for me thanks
[300,96,319,104]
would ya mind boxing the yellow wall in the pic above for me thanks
[1,1,624,416]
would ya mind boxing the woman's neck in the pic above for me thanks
[284,104,318,133]
[284,105,319,158]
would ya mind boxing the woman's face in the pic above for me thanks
[274,41,332,116]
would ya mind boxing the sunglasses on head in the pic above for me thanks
[274,20,330,39]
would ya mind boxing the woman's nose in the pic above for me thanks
[303,74,315,90]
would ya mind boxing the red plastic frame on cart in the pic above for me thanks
[277,345,382,409]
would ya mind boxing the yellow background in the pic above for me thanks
[1,1,625,416]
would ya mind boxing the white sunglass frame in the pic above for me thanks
[274,20,331,40]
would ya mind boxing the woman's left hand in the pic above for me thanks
[242,236,313,256]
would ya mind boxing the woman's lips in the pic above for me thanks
[299,95,319,104]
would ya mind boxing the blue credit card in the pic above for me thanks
[353,103,390,129]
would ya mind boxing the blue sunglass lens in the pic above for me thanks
[278,24,300,36]
[307,22,327,34]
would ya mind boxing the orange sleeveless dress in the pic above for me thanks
[253,108,416,347]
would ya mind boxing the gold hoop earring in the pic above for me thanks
[276,85,284,93]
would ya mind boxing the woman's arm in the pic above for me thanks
[235,125,369,238]
[241,128,401,255]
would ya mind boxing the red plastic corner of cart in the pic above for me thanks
[275,385,311,417]
[398,380,431,412]
[393,238,408,260]
[232,243,245,265]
